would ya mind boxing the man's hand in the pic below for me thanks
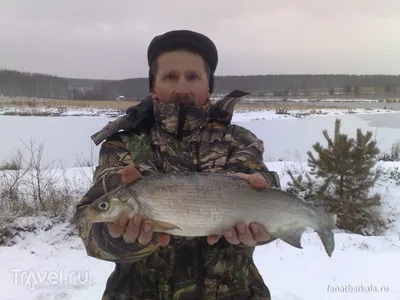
[207,172,272,247]
[106,166,171,247]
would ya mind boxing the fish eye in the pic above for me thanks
[98,202,110,211]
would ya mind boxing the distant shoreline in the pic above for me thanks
[0,98,397,118]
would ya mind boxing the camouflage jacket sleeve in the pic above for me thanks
[225,124,281,189]
[224,124,281,246]
[73,135,159,263]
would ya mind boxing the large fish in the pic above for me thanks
[85,172,337,256]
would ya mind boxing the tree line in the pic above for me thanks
[84,74,400,100]
[0,69,69,99]
[1,69,399,100]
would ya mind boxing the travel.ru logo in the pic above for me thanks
[10,268,90,291]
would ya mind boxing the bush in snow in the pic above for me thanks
[286,118,386,235]
[378,141,400,162]
[0,140,93,245]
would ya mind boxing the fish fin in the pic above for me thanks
[331,213,337,227]
[275,227,307,249]
[153,221,183,232]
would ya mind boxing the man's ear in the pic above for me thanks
[151,86,160,101]
[151,82,156,99]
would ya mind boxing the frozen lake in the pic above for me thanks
[288,101,400,111]
[1,108,400,300]
[238,111,400,163]
[1,110,399,168]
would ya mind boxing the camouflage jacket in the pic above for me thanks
[74,91,281,300]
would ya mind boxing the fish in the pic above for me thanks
[85,172,337,257]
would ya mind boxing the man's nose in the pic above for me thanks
[175,78,190,95]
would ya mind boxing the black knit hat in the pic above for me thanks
[147,30,218,93]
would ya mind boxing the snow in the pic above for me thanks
[0,106,124,118]
[1,106,400,299]
[0,102,397,119]
[231,107,398,123]
[1,106,399,168]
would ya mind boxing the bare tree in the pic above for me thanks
[0,149,30,217]
[74,142,97,186]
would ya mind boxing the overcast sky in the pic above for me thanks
[1,0,399,79]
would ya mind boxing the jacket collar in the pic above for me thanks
[152,99,211,140]
[90,90,250,145]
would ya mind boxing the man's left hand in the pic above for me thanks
[207,172,272,247]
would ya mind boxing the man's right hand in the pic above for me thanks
[106,166,171,247]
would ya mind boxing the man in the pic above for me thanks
[74,29,281,300]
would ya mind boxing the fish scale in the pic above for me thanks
[136,174,259,231]
[135,173,312,230]
[87,172,337,257]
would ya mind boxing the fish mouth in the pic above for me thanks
[84,209,98,224]
[85,207,110,224]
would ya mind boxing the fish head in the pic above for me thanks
[86,187,140,223]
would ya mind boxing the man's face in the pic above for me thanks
[151,50,210,107]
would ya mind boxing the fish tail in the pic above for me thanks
[316,226,335,257]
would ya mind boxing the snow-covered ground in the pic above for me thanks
[1,107,400,299]
[0,106,125,118]
[0,161,399,300]
[0,101,397,118]
[231,106,397,122]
